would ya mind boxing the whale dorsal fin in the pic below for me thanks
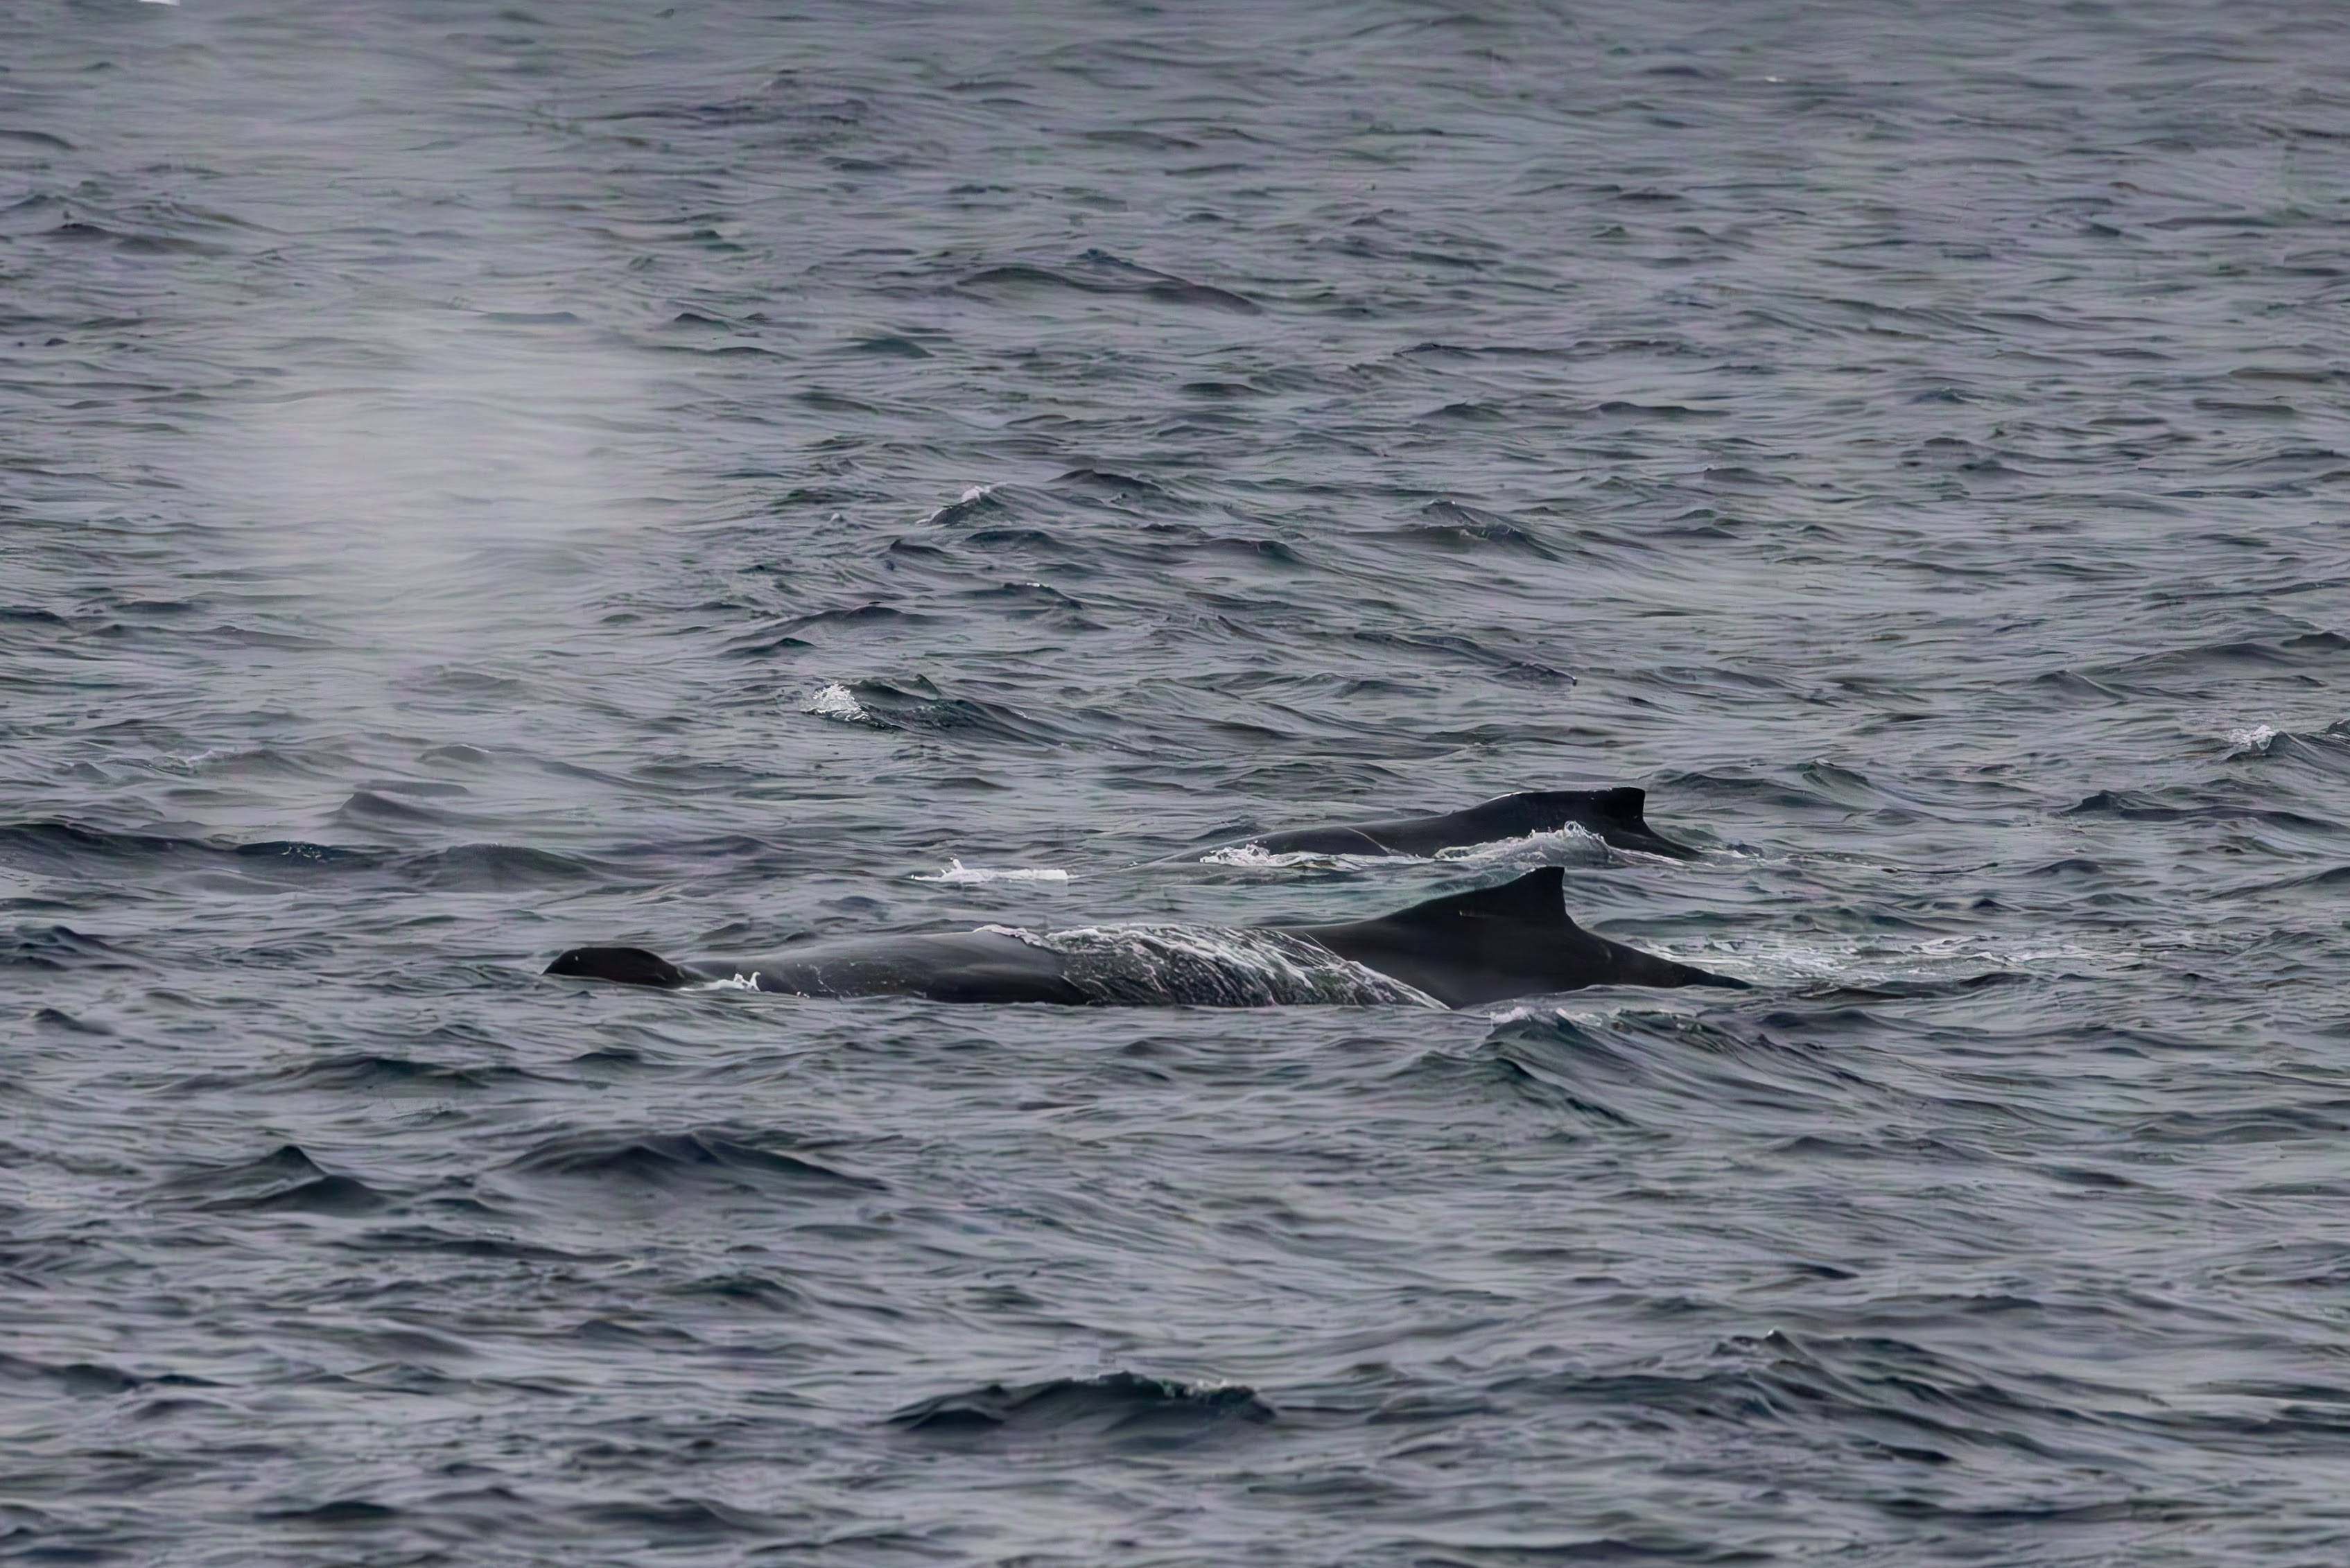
[1389,866,1574,927]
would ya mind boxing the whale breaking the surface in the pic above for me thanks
[544,866,1743,1009]
[1219,787,1697,860]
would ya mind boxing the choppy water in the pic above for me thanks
[6,0,2350,1562]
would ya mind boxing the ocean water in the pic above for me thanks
[5,0,2350,1562]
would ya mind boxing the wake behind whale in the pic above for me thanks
[546,866,1743,1009]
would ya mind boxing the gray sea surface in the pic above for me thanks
[6,0,2350,1562]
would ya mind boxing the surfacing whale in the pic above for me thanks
[544,866,1742,1009]
[1222,788,1696,860]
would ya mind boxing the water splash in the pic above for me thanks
[2225,724,2280,758]
[914,858,1071,885]
[977,923,1443,1007]
[804,683,872,724]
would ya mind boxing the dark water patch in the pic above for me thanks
[0,1352,205,1398]
[2029,668,2133,703]
[805,677,1081,745]
[2224,864,2350,896]
[355,778,470,799]
[168,1145,393,1217]
[342,1226,616,1264]
[279,1054,538,1095]
[1792,972,2032,1004]
[726,602,931,658]
[960,524,1076,555]
[1393,500,1561,558]
[960,580,1103,630]
[2026,857,2107,878]
[0,821,376,881]
[843,333,933,358]
[959,250,1259,313]
[1480,1011,1880,1139]
[238,1170,394,1222]
[334,790,451,826]
[1466,1041,1646,1130]
[1657,771,1882,820]
[1514,1329,2112,1460]
[3,925,141,973]
[397,843,609,891]
[29,1006,114,1035]
[1179,378,1263,398]
[890,1372,1273,1446]
[1346,630,1574,686]
[504,1130,882,1195]
[1125,521,1309,568]
[575,1496,783,1540]
[672,1271,811,1312]
[2080,634,2350,690]
[2062,790,2340,835]
[2127,1102,2350,1146]
[225,1170,390,1222]
[254,1498,401,1526]
[1052,467,1170,502]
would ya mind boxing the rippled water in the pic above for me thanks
[6,0,2350,1562]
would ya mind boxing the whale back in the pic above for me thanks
[1247,788,1694,859]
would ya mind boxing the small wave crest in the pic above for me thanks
[977,923,1442,1007]
[890,1371,1273,1441]
[921,483,996,525]
[914,857,1070,885]
[2225,723,2280,758]
[796,678,1067,743]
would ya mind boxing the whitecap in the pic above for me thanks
[921,483,995,524]
[2225,724,2279,758]
[914,858,1071,885]
[803,683,871,723]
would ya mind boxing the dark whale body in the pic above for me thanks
[1234,788,1696,860]
[548,930,1092,1005]
[545,867,1742,1009]
[1284,865,1733,1005]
